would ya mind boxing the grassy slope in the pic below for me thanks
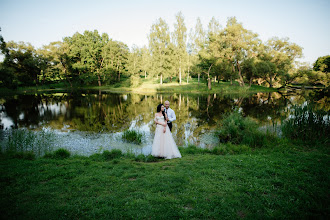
[0,147,328,219]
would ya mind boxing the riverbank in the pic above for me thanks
[0,78,277,95]
[0,145,328,219]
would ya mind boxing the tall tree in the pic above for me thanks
[65,30,109,87]
[140,46,151,79]
[220,17,260,87]
[148,18,171,84]
[173,11,188,85]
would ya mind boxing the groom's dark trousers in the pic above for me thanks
[168,122,172,132]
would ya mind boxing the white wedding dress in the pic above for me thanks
[151,115,182,159]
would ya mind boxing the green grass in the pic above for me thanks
[0,145,328,219]
[0,77,276,95]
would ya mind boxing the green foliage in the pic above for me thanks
[281,104,330,145]
[216,111,277,148]
[129,75,141,87]
[2,129,54,157]
[44,148,71,159]
[102,149,122,160]
[122,129,143,144]
[313,55,330,73]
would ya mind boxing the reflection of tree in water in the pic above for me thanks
[240,92,289,125]
[1,90,328,144]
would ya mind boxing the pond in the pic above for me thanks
[0,89,328,156]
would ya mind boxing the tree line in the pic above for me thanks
[0,13,329,90]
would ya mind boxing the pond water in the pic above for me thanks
[0,89,328,156]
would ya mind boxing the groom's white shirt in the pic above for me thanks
[165,107,176,123]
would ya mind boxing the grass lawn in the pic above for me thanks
[0,146,328,219]
[0,77,277,95]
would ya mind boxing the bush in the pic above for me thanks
[122,130,143,144]
[281,104,330,145]
[103,149,122,160]
[216,111,273,148]
[44,148,70,159]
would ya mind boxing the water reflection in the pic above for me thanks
[0,89,328,148]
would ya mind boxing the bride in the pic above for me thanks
[151,104,182,159]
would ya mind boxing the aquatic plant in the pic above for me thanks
[122,129,143,144]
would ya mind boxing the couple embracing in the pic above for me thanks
[151,101,182,159]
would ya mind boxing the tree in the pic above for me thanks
[242,58,257,86]
[148,18,172,84]
[263,37,303,87]
[313,55,330,73]
[140,46,151,79]
[1,41,40,86]
[219,17,260,87]
[255,60,276,87]
[172,11,188,85]
[103,40,129,83]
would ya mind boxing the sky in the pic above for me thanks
[0,0,329,65]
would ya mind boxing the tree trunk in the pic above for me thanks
[198,73,200,85]
[160,73,163,85]
[187,65,189,83]
[179,67,182,85]
[145,70,147,79]
[236,60,245,87]
[207,64,213,90]
[179,58,182,85]
[98,74,102,87]
[208,78,212,90]
[118,72,120,82]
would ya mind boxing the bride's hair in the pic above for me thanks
[157,104,166,118]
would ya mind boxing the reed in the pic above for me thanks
[122,129,143,144]
[1,129,55,157]
[281,104,329,145]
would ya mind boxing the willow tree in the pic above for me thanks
[260,37,303,88]
[148,18,171,84]
[219,17,260,87]
[172,12,188,85]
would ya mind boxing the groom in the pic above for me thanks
[164,100,176,132]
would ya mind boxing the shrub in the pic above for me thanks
[44,148,70,159]
[122,130,143,144]
[216,111,274,148]
[103,149,122,160]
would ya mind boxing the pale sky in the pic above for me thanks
[0,0,329,65]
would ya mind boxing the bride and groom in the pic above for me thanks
[151,101,182,159]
